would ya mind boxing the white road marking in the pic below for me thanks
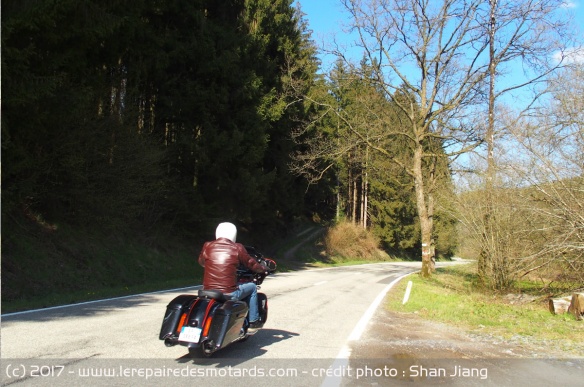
[297,227,315,237]
[321,271,416,387]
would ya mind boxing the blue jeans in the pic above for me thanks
[226,282,259,323]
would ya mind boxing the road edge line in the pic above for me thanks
[321,270,417,387]
[1,285,203,317]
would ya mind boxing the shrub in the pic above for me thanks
[325,221,385,261]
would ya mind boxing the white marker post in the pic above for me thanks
[402,280,413,304]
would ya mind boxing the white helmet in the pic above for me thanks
[215,222,237,242]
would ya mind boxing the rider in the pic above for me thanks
[198,222,268,328]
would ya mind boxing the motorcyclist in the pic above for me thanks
[198,222,268,328]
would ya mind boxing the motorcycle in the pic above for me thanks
[159,246,276,357]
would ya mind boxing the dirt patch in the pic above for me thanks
[344,304,583,386]
[352,307,565,360]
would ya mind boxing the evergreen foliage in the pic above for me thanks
[2,0,315,231]
[2,0,457,304]
[2,0,320,301]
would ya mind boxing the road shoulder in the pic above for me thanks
[343,297,583,386]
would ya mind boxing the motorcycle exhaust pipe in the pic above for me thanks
[164,338,177,347]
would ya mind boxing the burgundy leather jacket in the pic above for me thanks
[198,238,267,293]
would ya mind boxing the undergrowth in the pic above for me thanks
[325,221,390,262]
[1,217,203,313]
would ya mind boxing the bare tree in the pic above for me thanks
[507,65,584,287]
[455,64,584,289]
[290,0,576,278]
[333,0,494,276]
[479,0,576,281]
[329,0,578,278]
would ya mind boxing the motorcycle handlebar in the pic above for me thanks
[237,250,277,286]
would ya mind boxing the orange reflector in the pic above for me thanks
[176,313,188,334]
[202,316,213,337]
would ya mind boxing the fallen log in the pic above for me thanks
[548,296,572,315]
[568,293,584,321]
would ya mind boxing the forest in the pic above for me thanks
[2,0,582,306]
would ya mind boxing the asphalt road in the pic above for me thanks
[1,262,423,386]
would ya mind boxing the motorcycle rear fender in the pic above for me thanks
[183,298,221,339]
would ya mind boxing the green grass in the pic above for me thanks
[386,264,584,355]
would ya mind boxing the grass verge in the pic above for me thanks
[386,263,584,356]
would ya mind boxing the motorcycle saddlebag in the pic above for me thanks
[208,300,248,347]
[159,294,197,340]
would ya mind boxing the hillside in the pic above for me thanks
[1,212,308,313]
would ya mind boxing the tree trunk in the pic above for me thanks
[568,293,584,321]
[362,149,368,229]
[336,174,342,223]
[479,0,498,282]
[413,145,435,277]
[427,156,436,268]
[548,297,572,315]
[352,175,358,224]
[362,175,368,229]
[360,178,365,228]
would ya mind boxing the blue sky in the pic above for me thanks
[296,0,347,37]
[295,0,352,71]
[294,0,583,173]
[295,0,584,72]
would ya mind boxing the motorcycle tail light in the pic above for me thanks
[203,316,213,337]
[176,312,188,334]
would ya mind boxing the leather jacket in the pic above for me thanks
[198,238,267,293]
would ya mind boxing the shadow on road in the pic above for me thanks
[175,328,300,366]
[1,288,201,323]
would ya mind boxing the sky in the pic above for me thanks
[295,0,584,72]
[295,0,353,71]
[294,0,584,176]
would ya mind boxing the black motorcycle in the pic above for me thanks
[159,247,276,357]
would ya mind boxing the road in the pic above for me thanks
[1,262,423,386]
[5,261,581,386]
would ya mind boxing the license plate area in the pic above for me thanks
[178,326,202,343]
